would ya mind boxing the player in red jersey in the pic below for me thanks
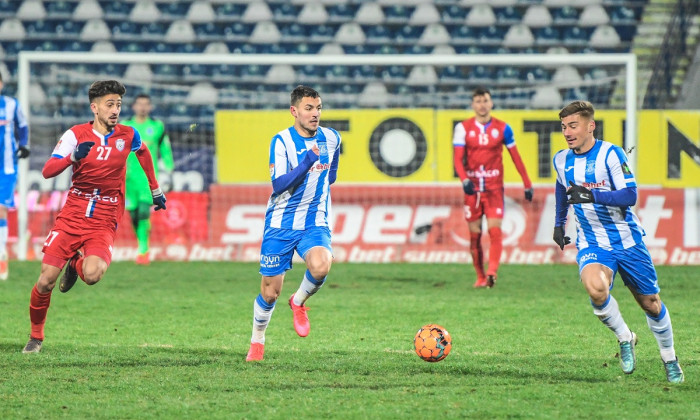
[453,87,533,288]
[22,80,167,354]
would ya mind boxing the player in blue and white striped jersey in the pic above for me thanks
[246,86,341,361]
[552,101,683,383]
[0,72,30,280]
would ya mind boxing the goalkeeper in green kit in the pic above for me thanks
[123,94,174,264]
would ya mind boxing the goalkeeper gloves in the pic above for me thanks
[567,181,594,205]
[524,188,533,202]
[152,188,167,211]
[462,179,475,195]
[16,146,30,159]
[553,226,571,250]
[71,141,95,162]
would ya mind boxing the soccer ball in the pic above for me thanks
[414,324,452,362]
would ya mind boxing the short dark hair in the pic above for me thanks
[559,100,595,120]
[290,85,320,106]
[134,93,151,101]
[88,80,126,103]
[472,87,491,99]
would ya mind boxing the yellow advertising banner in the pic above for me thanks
[215,109,700,187]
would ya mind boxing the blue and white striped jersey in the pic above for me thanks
[0,95,28,175]
[265,126,341,230]
[553,139,644,250]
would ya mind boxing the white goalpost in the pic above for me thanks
[16,51,637,261]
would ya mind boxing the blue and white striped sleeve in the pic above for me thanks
[606,145,636,190]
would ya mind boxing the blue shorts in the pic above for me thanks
[577,243,659,295]
[0,173,17,208]
[259,226,332,276]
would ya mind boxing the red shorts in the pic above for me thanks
[41,208,117,269]
[463,189,504,222]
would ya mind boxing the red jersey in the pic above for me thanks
[452,117,531,192]
[50,122,143,227]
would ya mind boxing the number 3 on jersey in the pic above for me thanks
[96,146,112,160]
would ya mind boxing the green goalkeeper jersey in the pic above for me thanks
[123,117,174,205]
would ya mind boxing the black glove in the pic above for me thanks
[462,179,475,195]
[16,146,30,159]
[71,141,95,161]
[553,226,571,250]
[567,181,594,204]
[524,188,533,202]
[152,188,167,211]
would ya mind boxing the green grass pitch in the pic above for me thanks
[1,262,698,419]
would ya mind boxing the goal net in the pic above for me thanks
[16,52,637,262]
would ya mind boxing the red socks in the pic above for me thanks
[29,284,52,341]
[487,227,503,276]
[469,232,486,280]
[73,255,85,281]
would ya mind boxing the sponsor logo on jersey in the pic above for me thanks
[579,252,598,264]
[260,254,281,268]
[466,168,500,178]
[585,160,596,175]
[70,188,118,203]
[296,149,306,155]
[309,163,331,173]
[468,130,475,137]
[582,179,607,189]
[318,143,328,155]
[622,162,632,175]
[491,128,499,138]
[115,138,125,151]
[269,163,275,177]
[0,119,10,126]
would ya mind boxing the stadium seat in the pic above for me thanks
[63,41,90,52]
[111,21,136,39]
[129,1,161,23]
[317,42,343,54]
[264,64,296,84]
[90,40,116,53]
[271,3,300,22]
[384,5,413,23]
[0,18,26,40]
[214,3,245,19]
[73,0,102,20]
[55,20,81,37]
[495,6,522,25]
[152,64,178,79]
[478,26,505,45]
[534,27,561,46]
[562,27,589,46]
[439,65,465,83]
[432,44,456,55]
[551,6,578,24]
[465,4,496,27]
[410,3,440,25]
[186,1,216,23]
[186,82,218,105]
[242,2,273,22]
[334,22,366,45]
[352,65,377,81]
[563,87,589,103]
[280,22,306,41]
[0,0,18,17]
[467,65,492,84]
[17,0,46,20]
[298,2,328,24]
[365,25,391,43]
[406,65,438,86]
[296,64,323,83]
[46,1,75,18]
[149,42,175,53]
[166,20,196,43]
[482,0,517,6]
[354,2,384,24]
[204,41,229,54]
[223,22,254,41]
[395,25,423,44]
[102,2,132,19]
[530,86,562,108]
[325,65,351,82]
[25,20,55,37]
[381,65,407,82]
[358,82,389,107]
[80,19,111,41]
[375,44,399,54]
[590,24,621,49]
[240,64,268,82]
[503,24,534,48]
[440,5,466,24]
[544,0,600,5]
[418,23,450,46]
[175,43,204,54]
[522,5,552,28]
[611,6,637,24]
[579,5,609,27]
[552,65,582,84]
[309,24,336,42]
[496,66,521,84]
[211,64,238,81]
[326,3,356,22]
[142,22,168,38]
[249,21,281,44]
[524,67,550,82]
[450,25,477,44]
[159,2,189,19]
[124,63,153,82]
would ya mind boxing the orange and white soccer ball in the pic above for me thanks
[414,324,452,362]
